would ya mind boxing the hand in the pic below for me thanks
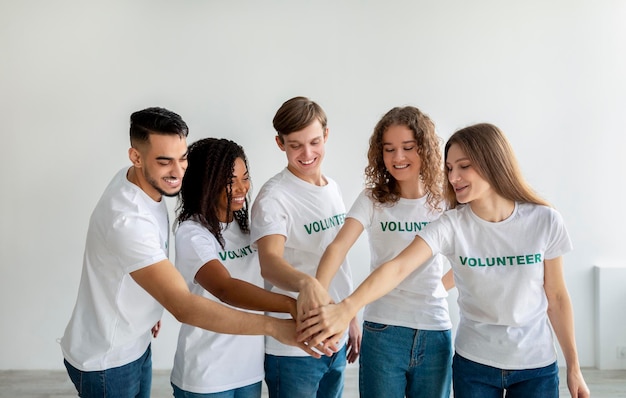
[297,278,333,327]
[271,318,332,358]
[567,367,590,398]
[151,320,161,338]
[297,302,352,350]
[346,317,361,364]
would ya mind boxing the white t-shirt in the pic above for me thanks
[418,202,572,369]
[348,189,451,330]
[171,219,264,393]
[60,167,168,371]
[250,168,353,356]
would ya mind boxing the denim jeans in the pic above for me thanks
[64,344,152,398]
[264,344,346,398]
[452,353,559,398]
[171,381,262,398]
[359,322,452,398]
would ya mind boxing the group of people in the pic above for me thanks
[59,96,590,398]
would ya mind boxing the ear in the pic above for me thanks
[128,147,142,168]
[323,127,329,142]
[275,135,286,152]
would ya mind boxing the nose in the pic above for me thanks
[393,149,405,161]
[302,144,314,158]
[232,179,245,194]
[173,160,187,178]
[448,168,460,183]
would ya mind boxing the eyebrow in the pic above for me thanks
[383,140,417,145]
[445,157,470,165]
[285,135,323,144]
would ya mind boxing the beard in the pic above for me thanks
[145,170,181,198]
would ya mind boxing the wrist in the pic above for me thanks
[340,296,359,320]
[296,274,318,291]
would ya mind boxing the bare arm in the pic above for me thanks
[196,259,296,319]
[298,218,365,319]
[298,235,434,347]
[130,259,320,357]
[256,234,317,293]
[544,256,590,398]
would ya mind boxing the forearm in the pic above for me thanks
[344,237,432,315]
[173,292,278,336]
[316,242,347,289]
[260,252,315,293]
[547,292,581,369]
[215,278,296,315]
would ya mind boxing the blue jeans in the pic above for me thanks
[359,321,452,398]
[452,353,559,398]
[64,344,152,398]
[171,381,262,398]
[264,344,347,398]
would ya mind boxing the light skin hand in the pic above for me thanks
[346,317,361,364]
[298,235,433,347]
[151,320,161,338]
[297,301,354,348]
[272,318,323,359]
[296,278,333,327]
[567,368,590,398]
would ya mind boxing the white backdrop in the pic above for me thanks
[1,0,625,370]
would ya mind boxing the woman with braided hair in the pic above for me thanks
[170,138,297,398]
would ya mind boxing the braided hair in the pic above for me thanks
[176,138,250,249]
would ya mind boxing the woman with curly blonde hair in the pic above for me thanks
[298,106,453,398]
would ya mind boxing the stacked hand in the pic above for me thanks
[296,278,361,362]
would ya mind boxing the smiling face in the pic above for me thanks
[218,157,250,222]
[276,120,328,185]
[445,143,494,204]
[382,124,423,185]
[129,133,188,201]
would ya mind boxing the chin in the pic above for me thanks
[161,188,181,198]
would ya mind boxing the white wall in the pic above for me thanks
[1,0,624,370]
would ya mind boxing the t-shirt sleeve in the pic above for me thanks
[544,208,573,260]
[107,213,167,273]
[417,213,455,257]
[175,222,221,283]
[250,191,289,244]
[346,190,373,229]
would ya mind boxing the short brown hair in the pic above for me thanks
[273,96,327,142]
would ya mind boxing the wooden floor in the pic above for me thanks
[1,366,625,397]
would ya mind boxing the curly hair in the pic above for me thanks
[365,106,444,211]
[176,138,250,249]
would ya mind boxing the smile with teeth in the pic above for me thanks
[232,196,246,204]
[393,164,409,169]
[163,177,180,186]
[300,158,315,165]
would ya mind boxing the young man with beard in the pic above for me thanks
[60,107,318,398]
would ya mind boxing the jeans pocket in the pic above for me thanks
[363,321,390,332]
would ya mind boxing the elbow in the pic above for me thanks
[169,305,194,324]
